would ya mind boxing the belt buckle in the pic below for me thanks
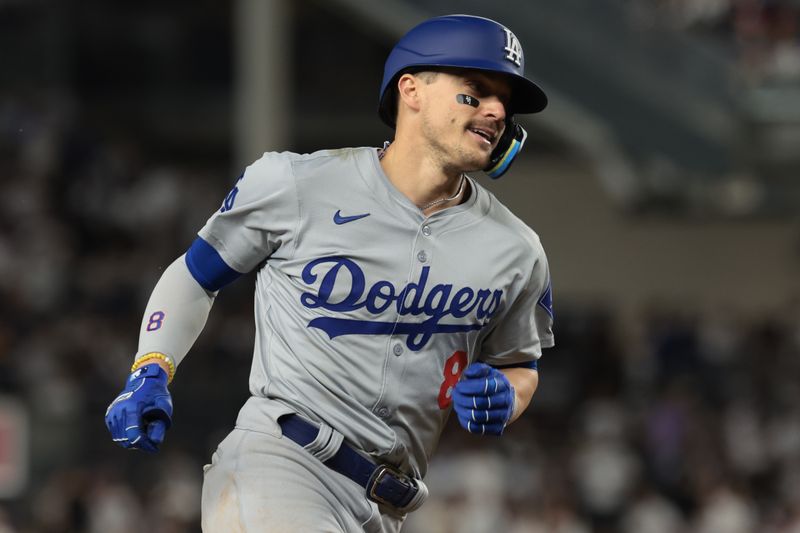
[366,464,414,508]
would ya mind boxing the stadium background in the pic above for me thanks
[1,0,800,531]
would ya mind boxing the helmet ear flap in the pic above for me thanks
[485,118,527,179]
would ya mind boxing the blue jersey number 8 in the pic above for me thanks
[219,173,244,213]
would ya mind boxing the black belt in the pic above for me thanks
[278,414,419,511]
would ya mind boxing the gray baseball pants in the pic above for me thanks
[201,427,404,533]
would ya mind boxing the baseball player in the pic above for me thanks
[105,14,554,533]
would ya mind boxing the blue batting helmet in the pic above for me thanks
[378,14,548,127]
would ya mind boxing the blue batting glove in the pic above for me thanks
[105,363,173,453]
[452,362,515,436]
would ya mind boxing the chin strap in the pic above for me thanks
[485,118,528,179]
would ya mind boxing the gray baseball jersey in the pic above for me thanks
[197,146,554,478]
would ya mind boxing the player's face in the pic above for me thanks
[419,70,511,173]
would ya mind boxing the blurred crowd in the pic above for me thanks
[1,90,800,533]
[632,0,800,85]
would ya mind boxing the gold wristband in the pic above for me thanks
[131,352,175,383]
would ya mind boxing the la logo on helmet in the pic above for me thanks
[503,28,523,67]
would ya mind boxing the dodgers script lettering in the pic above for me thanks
[300,257,504,350]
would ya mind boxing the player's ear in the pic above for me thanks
[396,73,423,114]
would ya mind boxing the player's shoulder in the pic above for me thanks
[471,180,545,254]
[289,146,371,162]
[248,147,372,184]
[253,147,368,166]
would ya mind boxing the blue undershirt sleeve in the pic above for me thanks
[184,237,242,292]
[491,360,538,371]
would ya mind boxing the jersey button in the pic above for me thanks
[393,344,404,356]
[377,407,390,418]
[417,250,428,263]
[422,225,432,236]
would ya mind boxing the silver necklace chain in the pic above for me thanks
[378,141,466,211]
[418,174,466,210]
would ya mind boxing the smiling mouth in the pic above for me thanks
[468,127,495,146]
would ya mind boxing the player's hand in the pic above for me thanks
[452,362,515,436]
[105,363,173,453]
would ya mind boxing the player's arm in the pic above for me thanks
[133,237,243,368]
[105,152,297,452]
[453,236,553,436]
[105,241,243,452]
[499,365,539,424]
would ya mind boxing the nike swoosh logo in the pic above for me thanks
[334,210,370,225]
